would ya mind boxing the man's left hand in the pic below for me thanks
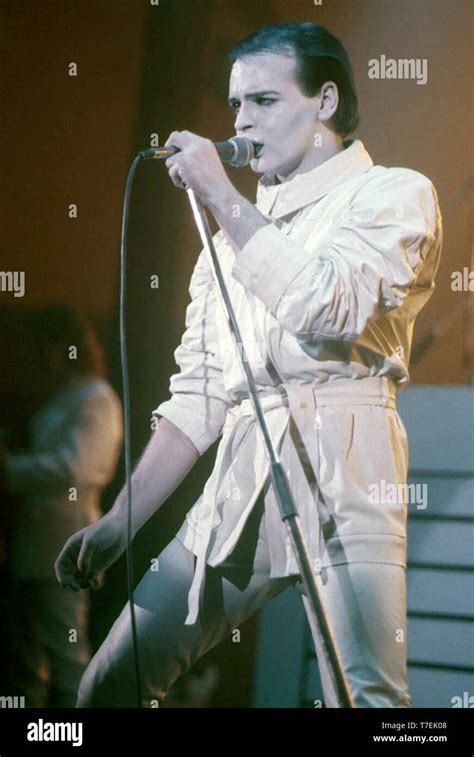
[164,131,234,207]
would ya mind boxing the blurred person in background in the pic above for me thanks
[0,303,123,707]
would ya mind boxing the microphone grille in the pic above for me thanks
[227,136,255,167]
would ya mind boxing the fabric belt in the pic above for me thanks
[184,376,397,625]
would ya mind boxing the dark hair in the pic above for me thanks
[228,22,359,138]
[28,303,106,380]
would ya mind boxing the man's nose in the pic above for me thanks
[234,103,255,133]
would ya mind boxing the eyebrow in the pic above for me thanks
[227,90,281,104]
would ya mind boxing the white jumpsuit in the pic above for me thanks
[76,139,442,707]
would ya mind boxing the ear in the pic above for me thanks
[317,81,340,123]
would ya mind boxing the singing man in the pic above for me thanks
[56,22,442,708]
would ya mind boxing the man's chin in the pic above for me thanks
[250,154,295,180]
[250,155,280,176]
[249,156,267,174]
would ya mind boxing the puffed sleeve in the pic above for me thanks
[4,387,123,495]
[231,168,442,342]
[152,242,232,456]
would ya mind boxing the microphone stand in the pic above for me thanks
[186,187,353,708]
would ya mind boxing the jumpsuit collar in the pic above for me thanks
[255,139,374,219]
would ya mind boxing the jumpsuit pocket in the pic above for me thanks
[316,407,356,500]
[392,409,409,477]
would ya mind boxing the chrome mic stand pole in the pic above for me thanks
[186,186,353,708]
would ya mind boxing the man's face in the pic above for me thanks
[228,52,321,181]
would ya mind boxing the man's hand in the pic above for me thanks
[164,131,234,206]
[55,514,127,592]
[164,130,270,252]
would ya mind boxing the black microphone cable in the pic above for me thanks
[118,152,146,709]
[118,137,256,708]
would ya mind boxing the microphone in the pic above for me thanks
[139,136,257,168]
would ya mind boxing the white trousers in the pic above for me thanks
[76,492,411,708]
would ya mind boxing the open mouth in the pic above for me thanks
[252,143,263,159]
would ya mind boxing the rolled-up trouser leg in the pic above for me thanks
[294,561,411,708]
[76,500,295,708]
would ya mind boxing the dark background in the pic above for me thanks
[1,0,472,707]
